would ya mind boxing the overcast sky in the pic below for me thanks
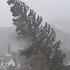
[0,0,70,33]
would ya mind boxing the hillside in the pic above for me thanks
[0,27,27,56]
[0,27,70,63]
[55,28,70,63]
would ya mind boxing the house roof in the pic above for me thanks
[8,59,16,66]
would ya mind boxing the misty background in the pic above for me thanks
[0,0,70,63]
[0,0,70,33]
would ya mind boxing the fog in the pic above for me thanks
[0,0,70,33]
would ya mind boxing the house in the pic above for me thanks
[0,46,21,70]
[7,59,16,66]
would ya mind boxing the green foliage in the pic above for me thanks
[7,0,65,70]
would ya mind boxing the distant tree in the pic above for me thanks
[7,0,65,70]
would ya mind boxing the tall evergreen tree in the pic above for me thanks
[7,0,65,70]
